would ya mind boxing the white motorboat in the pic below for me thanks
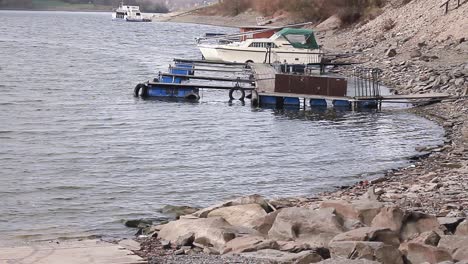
[112,2,149,22]
[198,28,322,64]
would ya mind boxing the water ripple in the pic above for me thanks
[0,10,444,246]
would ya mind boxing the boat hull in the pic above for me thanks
[198,45,321,64]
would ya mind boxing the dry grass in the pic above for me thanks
[206,0,393,26]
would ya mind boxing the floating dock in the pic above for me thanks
[249,63,451,110]
[134,58,452,110]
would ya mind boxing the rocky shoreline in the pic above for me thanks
[130,0,466,263]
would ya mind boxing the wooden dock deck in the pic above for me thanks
[252,63,276,93]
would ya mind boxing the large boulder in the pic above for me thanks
[453,249,468,262]
[268,207,345,247]
[207,204,267,228]
[250,210,280,235]
[222,236,278,254]
[455,219,468,235]
[321,199,383,226]
[193,194,271,217]
[328,241,403,264]
[438,235,468,261]
[406,242,453,264]
[158,217,237,250]
[401,212,445,241]
[439,235,468,252]
[239,249,323,264]
[331,227,400,246]
[371,206,404,232]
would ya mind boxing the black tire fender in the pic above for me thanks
[134,83,149,98]
[229,88,245,101]
[184,92,200,101]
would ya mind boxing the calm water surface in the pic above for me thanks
[0,11,444,245]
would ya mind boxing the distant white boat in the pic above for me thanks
[112,2,150,22]
[198,28,322,64]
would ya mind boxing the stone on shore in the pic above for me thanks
[328,241,403,264]
[158,217,237,250]
[411,231,440,246]
[386,48,397,57]
[222,236,278,254]
[406,242,453,263]
[207,204,267,228]
[174,232,195,247]
[277,241,313,253]
[437,217,465,233]
[438,235,468,261]
[320,199,383,226]
[455,219,468,235]
[371,206,404,232]
[193,194,272,218]
[400,212,444,240]
[239,249,323,264]
[250,210,280,235]
[330,227,400,246]
[268,207,345,247]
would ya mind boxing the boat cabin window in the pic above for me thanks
[116,12,125,18]
[249,42,278,48]
[136,13,141,16]
[285,35,308,45]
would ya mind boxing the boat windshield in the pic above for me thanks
[273,28,319,49]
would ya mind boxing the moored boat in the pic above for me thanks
[112,2,150,22]
[198,28,322,64]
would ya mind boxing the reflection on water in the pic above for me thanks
[0,11,444,246]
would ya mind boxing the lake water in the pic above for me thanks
[0,11,444,245]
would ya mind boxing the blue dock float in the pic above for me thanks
[357,100,379,109]
[310,99,327,107]
[135,62,200,101]
[259,95,278,107]
[332,100,351,109]
[284,97,300,106]
[170,63,194,76]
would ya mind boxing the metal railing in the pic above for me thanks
[353,67,382,98]
[440,0,466,14]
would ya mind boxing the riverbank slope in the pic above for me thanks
[137,0,468,263]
